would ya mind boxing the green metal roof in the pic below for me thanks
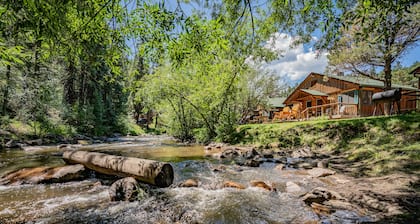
[301,89,328,96]
[327,74,419,91]
[268,97,286,107]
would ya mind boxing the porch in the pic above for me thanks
[300,102,359,120]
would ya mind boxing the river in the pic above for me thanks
[0,136,372,223]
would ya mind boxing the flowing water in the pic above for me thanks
[0,136,370,223]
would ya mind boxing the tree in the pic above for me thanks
[328,1,420,89]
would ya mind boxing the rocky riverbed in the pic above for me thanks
[0,137,419,223]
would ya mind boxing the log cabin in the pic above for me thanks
[409,66,420,109]
[283,72,419,119]
[249,97,286,123]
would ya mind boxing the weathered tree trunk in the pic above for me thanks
[63,151,174,187]
[1,65,11,116]
[383,57,392,115]
[64,58,77,105]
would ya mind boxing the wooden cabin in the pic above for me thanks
[249,97,286,123]
[267,97,286,119]
[409,66,420,110]
[283,72,418,119]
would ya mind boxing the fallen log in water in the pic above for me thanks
[63,151,174,187]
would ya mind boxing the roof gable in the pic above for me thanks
[268,97,286,107]
[301,89,328,96]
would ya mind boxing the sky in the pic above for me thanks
[263,33,329,85]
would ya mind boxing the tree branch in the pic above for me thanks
[246,0,255,44]
[350,63,385,82]
[169,86,215,136]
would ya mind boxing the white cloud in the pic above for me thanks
[263,33,328,83]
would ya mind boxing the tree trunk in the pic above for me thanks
[383,58,392,115]
[63,151,174,187]
[2,65,11,116]
[384,58,392,90]
[64,58,77,105]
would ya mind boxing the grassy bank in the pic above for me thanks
[237,112,420,176]
[0,117,146,146]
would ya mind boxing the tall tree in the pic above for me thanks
[328,1,420,89]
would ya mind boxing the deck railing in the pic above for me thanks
[300,102,358,120]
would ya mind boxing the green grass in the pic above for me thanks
[236,112,420,176]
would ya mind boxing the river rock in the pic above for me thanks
[223,181,245,189]
[220,148,240,159]
[301,187,342,205]
[311,202,333,215]
[5,139,21,148]
[286,181,302,193]
[308,168,336,178]
[25,139,42,146]
[244,148,259,159]
[243,159,261,167]
[212,165,226,172]
[22,146,45,152]
[274,164,285,170]
[317,160,328,168]
[250,180,276,191]
[0,164,86,185]
[324,199,358,212]
[298,162,315,169]
[109,177,141,201]
[181,179,198,187]
[262,150,274,158]
[291,147,314,158]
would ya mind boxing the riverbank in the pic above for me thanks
[0,119,148,150]
[219,112,420,223]
[236,112,420,177]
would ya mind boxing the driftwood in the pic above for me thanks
[63,151,174,187]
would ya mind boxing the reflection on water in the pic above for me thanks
[0,136,370,223]
[0,147,64,177]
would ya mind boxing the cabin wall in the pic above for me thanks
[401,94,417,111]
[305,74,359,94]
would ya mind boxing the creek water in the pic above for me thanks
[0,136,370,223]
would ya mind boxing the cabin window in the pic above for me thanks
[310,80,317,87]
[354,90,359,104]
[340,91,358,104]
[361,91,373,105]
[306,101,312,108]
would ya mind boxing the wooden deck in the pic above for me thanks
[300,102,358,120]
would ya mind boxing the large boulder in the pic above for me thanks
[109,177,142,201]
[0,164,86,185]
